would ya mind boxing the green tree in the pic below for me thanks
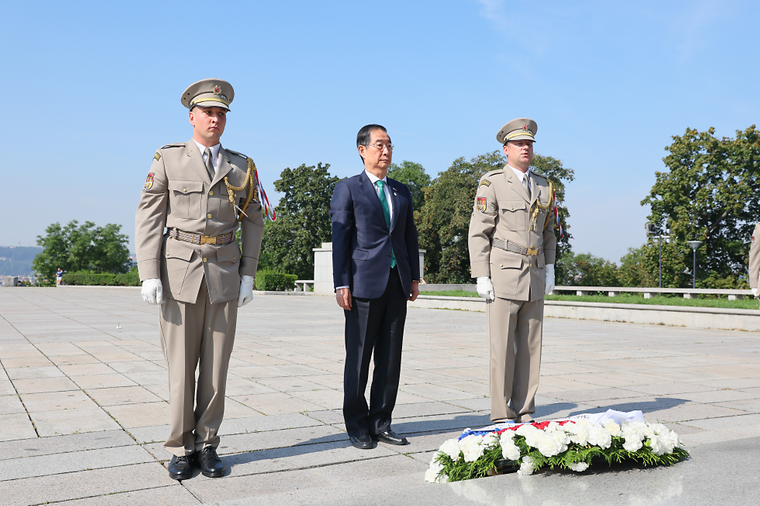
[617,245,657,288]
[33,221,131,282]
[641,125,760,288]
[559,252,619,287]
[258,163,339,279]
[417,150,574,284]
[388,160,431,210]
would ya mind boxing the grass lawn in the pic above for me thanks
[419,290,760,310]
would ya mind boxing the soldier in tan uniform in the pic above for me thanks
[468,118,556,423]
[135,79,265,480]
[749,223,760,304]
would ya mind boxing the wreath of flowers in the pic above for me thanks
[425,411,690,483]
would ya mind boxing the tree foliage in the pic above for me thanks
[641,125,760,288]
[258,163,339,279]
[33,221,131,281]
[388,160,431,210]
[557,252,619,287]
[417,150,574,284]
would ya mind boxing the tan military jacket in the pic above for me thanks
[135,141,265,304]
[750,223,760,290]
[468,167,557,301]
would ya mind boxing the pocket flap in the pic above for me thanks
[165,238,195,261]
[501,200,526,213]
[496,255,523,269]
[216,242,241,263]
[168,180,204,194]
[352,249,369,261]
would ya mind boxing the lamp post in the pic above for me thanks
[645,223,669,297]
[687,240,703,289]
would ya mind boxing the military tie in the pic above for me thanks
[204,148,215,181]
[375,180,396,269]
[522,173,530,194]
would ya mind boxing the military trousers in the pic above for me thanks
[487,296,544,423]
[159,278,238,457]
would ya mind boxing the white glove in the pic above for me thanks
[476,276,495,302]
[141,279,164,305]
[545,264,555,295]
[238,275,254,307]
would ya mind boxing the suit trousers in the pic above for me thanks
[159,278,238,456]
[487,296,544,422]
[343,267,407,437]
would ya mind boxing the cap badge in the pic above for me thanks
[523,124,529,130]
[214,85,221,94]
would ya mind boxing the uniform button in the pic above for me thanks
[207,213,212,219]
[529,263,533,267]
[500,263,503,267]
[209,190,214,196]
[203,258,208,263]
[183,188,188,193]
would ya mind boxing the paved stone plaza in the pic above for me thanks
[1,287,760,505]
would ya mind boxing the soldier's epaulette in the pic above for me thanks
[480,169,503,181]
[160,143,185,149]
[531,171,548,181]
[225,148,249,160]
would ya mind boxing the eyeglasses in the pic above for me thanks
[369,143,394,152]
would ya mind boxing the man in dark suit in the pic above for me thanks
[330,124,420,450]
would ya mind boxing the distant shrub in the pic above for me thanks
[255,270,297,291]
[62,270,140,286]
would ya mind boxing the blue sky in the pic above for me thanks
[2,0,758,264]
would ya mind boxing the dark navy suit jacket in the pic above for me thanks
[330,172,420,299]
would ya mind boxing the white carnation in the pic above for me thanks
[500,432,522,461]
[602,419,621,437]
[461,435,486,463]
[425,459,446,483]
[518,455,535,476]
[570,462,589,472]
[439,438,462,461]
[587,424,612,449]
[536,430,568,458]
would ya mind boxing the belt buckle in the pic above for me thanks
[200,235,216,245]
[527,246,539,256]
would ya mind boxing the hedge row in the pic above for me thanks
[62,270,141,286]
[255,270,297,291]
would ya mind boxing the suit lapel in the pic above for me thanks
[388,179,401,232]
[185,140,213,184]
[216,147,234,186]
[359,172,386,226]
[504,167,530,202]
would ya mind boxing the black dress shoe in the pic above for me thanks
[168,454,195,480]
[349,433,377,450]
[374,430,409,445]
[198,447,225,478]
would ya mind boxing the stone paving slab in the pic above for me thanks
[2,287,760,505]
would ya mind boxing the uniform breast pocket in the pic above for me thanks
[168,180,204,219]
[500,200,527,231]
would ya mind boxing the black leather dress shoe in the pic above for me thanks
[374,430,409,445]
[198,447,225,478]
[349,433,377,450]
[168,454,195,480]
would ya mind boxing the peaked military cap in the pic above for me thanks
[181,78,234,111]
[496,118,538,144]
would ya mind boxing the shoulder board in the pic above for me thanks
[160,143,185,149]
[478,179,491,187]
[481,169,503,180]
[225,148,249,160]
[531,171,548,181]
